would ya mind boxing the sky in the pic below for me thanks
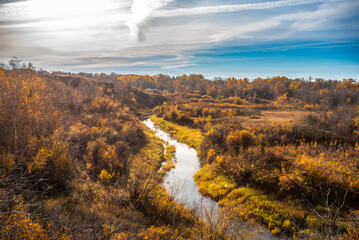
[0,0,358,79]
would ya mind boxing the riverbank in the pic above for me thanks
[150,115,203,151]
[143,119,212,208]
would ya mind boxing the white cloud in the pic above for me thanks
[0,0,130,20]
[154,0,328,17]
[125,0,173,40]
[162,63,194,69]
[73,61,148,69]
[210,20,281,43]
[209,0,359,43]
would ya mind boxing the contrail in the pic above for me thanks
[154,0,331,17]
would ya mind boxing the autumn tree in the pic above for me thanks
[227,130,256,156]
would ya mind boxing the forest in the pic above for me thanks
[0,59,359,239]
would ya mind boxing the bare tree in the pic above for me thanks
[303,184,349,240]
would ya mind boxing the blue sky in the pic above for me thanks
[0,0,358,79]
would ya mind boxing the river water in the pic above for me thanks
[143,118,216,210]
[143,119,281,240]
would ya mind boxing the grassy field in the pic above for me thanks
[150,115,203,151]
[224,110,314,128]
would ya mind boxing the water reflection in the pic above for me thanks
[143,118,217,211]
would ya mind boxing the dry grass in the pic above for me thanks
[225,110,314,128]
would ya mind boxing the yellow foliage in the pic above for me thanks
[207,148,216,163]
[98,169,112,184]
[271,227,281,235]
[111,232,128,240]
[342,210,359,240]
[29,140,68,172]
[138,226,174,240]
[289,81,301,90]
[275,93,288,105]
[30,147,49,171]
[303,104,315,111]
[48,140,68,170]
[227,129,255,154]
[0,203,47,240]
[283,219,291,229]
[102,224,115,238]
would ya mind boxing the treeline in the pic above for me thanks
[52,72,359,108]
[111,74,358,108]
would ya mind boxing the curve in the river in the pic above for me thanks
[143,119,282,240]
[143,119,217,210]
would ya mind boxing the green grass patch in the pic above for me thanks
[150,115,203,151]
[194,163,308,235]
[219,187,307,233]
[194,164,236,200]
[159,144,176,175]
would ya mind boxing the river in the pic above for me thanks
[143,118,281,240]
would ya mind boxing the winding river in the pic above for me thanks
[143,119,280,240]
